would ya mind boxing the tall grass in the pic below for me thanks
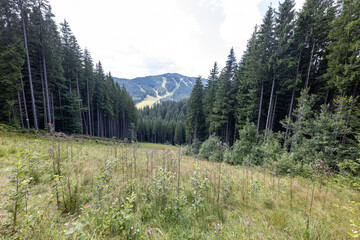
[0,129,359,239]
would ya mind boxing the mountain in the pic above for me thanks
[113,73,207,108]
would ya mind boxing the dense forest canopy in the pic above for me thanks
[0,0,137,138]
[182,0,360,174]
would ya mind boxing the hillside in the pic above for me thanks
[0,129,359,239]
[113,73,206,108]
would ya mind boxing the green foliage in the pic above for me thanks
[227,121,263,165]
[199,135,223,161]
[137,100,187,144]
[0,130,359,239]
[7,154,32,227]
[151,167,175,208]
[189,163,209,216]
[186,77,206,143]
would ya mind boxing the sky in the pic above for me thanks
[50,0,306,79]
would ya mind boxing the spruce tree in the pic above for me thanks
[186,77,206,143]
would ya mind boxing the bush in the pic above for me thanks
[199,135,223,161]
[275,152,296,174]
[183,139,202,156]
[227,121,263,165]
[262,132,284,166]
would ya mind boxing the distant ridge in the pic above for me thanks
[113,73,207,108]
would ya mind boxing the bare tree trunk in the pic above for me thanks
[92,107,95,136]
[76,74,83,133]
[265,68,276,138]
[20,1,38,131]
[43,54,51,124]
[305,41,315,90]
[82,112,88,135]
[51,92,55,132]
[20,77,30,129]
[17,92,24,128]
[257,81,264,134]
[97,106,99,136]
[40,65,47,127]
[58,88,62,130]
[284,88,295,148]
[39,8,52,126]
[270,94,277,130]
[86,77,92,136]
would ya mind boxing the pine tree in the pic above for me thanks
[186,77,206,143]
[0,0,25,123]
[211,48,237,143]
[203,62,218,133]
[325,0,360,96]
[235,28,260,131]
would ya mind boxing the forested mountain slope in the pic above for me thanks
[113,73,206,108]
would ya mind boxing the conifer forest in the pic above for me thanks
[0,0,360,239]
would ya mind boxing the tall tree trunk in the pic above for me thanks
[265,68,276,138]
[43,53,51,124]
[86,77,92,136]
[270,94,278,130]
[21,2,38,131]
[284,88,295,148]
[305,41,315,90]
[91,108,95,136]
[39,8,52,126]
[51,92,55,132]
[97,106,100,136]
[20,77,30,129]
[257,81,264,134]
[76,74,82,133]
[58,88,62,131]
[40,65,47,127]
[17,92,24,128]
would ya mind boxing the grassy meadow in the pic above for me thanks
[0,127,359,239]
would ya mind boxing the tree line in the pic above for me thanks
[185,0,360,170]
[0,0,137,138]
[136,100,187,145]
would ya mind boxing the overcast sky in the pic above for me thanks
[50,0,306,79]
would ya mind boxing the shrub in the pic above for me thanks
[228,121,263,165]
[227,122,263,165]
[183,139,202,156]
[199,135,223,161]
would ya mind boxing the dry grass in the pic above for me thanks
[0,130,359,239]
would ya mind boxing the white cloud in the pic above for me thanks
[50,0,307,79]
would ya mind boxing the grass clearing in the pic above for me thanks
[0,129,359,239]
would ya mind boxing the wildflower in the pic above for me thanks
[146,227,153,238]
[83,204,90,208]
